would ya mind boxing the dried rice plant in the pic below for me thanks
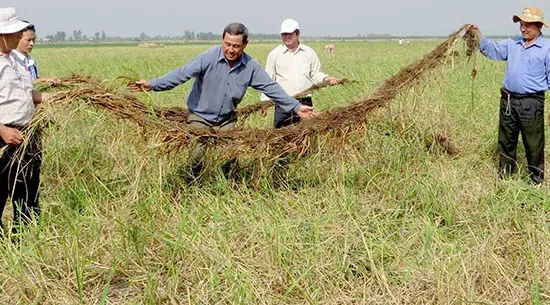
[46,81,187,134]
[161,25,479,157]
[42,25,479,159]
[46,76,351,132]
[236,78,355,121]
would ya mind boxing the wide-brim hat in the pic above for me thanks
[0,7,30,34]
[513,6,549,28]
[280,19,300,34]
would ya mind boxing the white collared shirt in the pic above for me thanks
[0,51,35,126]
[261,43,327,101]
[12,49,39,80]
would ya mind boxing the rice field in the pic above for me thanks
[1,31,549,304]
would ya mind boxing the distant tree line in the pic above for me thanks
[39,29,515,43]
[42,29,224,42]
[44,29,107,42]
[40,29,389,43]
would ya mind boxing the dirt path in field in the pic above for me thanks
[46,25,479,157]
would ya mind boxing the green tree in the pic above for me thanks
[184,30,195,41]
[55,31,66,42]
[73,30,82,41]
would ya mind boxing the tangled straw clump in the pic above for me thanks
[163,25,479,156]
[44,25,480,158]
[236,78,355,121]
[463,26,481,57]
[46,77,355,153]
[47,75,187,133]
[48,75,353,136]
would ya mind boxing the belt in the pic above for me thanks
[500,87,545,99]
[3,124,25,131]
[187,112,237,127]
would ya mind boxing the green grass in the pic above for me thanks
[0,39,549,304]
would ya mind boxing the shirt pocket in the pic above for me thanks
[233,70,251,87]
[229,73,250,101]
[526,58,545,77]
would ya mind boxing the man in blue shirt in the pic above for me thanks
[471,6,550,184]
[128,22,315,177]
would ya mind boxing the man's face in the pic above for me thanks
[17,29,35,54]
[222,33,247,63]
[1,32,21,51]
[281,31,299,49]
[519,21,543,42]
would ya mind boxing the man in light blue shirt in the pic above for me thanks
[471,6,550,184]
[128,22,315,178]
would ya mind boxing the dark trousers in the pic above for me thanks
[498,88,545,184]
[0,131,42,232]
[274,97,313,129]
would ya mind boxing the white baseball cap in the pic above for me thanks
[0,7,30,34]
[280,19,300,34]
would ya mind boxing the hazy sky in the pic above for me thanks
[6,0,550,38]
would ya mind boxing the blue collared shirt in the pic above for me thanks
[480,35,550,94]
[150,45,301,123]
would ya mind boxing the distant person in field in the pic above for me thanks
[261,19,340,128]
[470,6,550,184]
[13,23,61,86]
[0,7,50,237]
[128,22,316,177]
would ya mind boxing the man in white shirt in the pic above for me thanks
[262,18,340,128]
[13,23,60,86]
[0,7,49,237]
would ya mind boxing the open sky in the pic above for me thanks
[6,0,550,38]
